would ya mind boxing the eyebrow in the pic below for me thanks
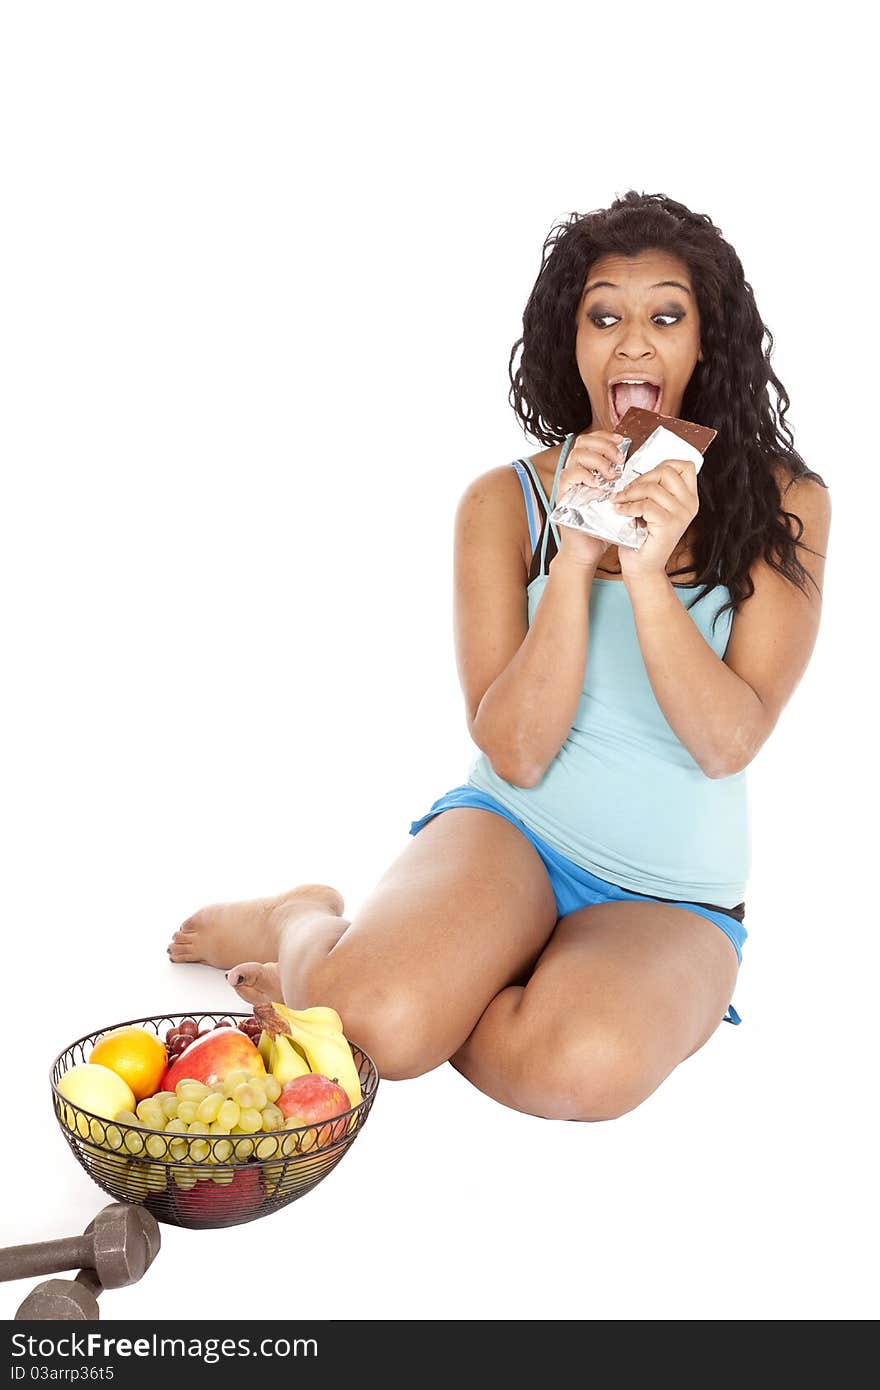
[583,279,692,297]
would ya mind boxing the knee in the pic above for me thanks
[513,1021,657,1123]
[303,967,441,1082]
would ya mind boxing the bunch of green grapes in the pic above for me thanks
[109,1069,290,1189]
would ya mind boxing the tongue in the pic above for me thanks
[613,382,659,416]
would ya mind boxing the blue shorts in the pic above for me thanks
[409,785,744,1026]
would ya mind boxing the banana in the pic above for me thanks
[270,1002,344,1035]
[254,1000,362,1108]
[259,1019,309,1071]
[275,1015,362,1109]
[269,1034,311,1086]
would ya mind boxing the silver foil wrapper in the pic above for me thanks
[549,426,705,550]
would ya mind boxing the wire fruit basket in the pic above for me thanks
[51,1012,379,1229]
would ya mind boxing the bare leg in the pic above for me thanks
[225,898,354,1007]
[449,898,739,1121]
[174,809,559,1080]
[167,883,344,970]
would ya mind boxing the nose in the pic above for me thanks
[616,325,655,358]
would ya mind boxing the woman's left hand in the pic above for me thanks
[613,459,700,581]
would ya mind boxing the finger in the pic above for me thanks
[629,460,698,493]
[572,438,628,475]
[658,458,699,481]
[614,480,680,510]
[617,470,693,508]
[576,430,630,453]
[568,455,622,485]
[613,496,679,525]
[653,467,694,507]
[613,500,673,528]
[559,462,617,493]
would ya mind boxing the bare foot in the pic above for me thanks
[167,883,344,970]
[225,960,283,1007]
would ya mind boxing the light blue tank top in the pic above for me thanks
[466,433,751,908]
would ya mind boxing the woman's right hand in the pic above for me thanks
[553,430,628,569]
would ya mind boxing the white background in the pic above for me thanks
[1,0,875,1323]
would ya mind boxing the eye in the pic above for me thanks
[587,312,685,329]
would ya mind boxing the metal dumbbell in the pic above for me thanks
[1,1204,161,1315]
[14,1208,161,1321]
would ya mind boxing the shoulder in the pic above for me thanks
[768,460,832,582]
[456,462,525,516]
[732,459,831,605]
[771,458,832,529]
[455,461,538,572]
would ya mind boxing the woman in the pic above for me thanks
[167,191,830,1122]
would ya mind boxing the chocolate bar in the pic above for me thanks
[616,406,717,457]
[550,407,718,551]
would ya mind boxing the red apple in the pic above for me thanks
[278,1073,351,1152]
[161,1027,265,1091]
[175,1166,263,1225]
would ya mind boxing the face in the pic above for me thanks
[574,250,702,432]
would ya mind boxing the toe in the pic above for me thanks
[168,941,201,963]
[226,962,272,1006]
[226,961,260,989]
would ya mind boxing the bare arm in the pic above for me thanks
[623,475,830,779]
[623,572,762,778]
[453,466,601,788]
[472,551,598,786]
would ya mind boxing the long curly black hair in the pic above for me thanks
[509,190,827,629]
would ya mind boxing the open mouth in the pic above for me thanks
[609,381,662,426]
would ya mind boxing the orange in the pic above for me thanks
[89,1027,168,1101]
